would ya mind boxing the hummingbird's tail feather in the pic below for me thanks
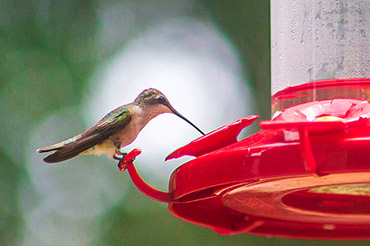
[42,148,81,163]
[37,134,82,154]
[37,142,65,153]
[37,135,85,163]
[37,132,106,163]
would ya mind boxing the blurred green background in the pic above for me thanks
[0,0,368,245]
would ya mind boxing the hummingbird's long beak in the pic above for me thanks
[167,104,205,135]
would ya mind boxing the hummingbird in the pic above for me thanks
[37,88,204,163]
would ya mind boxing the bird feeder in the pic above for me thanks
[120,0,370,240]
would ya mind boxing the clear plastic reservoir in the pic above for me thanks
[271,0,370,117]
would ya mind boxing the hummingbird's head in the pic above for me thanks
[135,88,204,135]
[135,88,170,107]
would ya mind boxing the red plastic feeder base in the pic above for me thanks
[122,86,370,240]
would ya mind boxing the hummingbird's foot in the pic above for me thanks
[113,152,127,160]
[117,155,138,172]
[114,151,129,172]
[114,152,128,172]
[116,148,142,172]
[113,147,127,160]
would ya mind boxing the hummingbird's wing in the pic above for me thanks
[38,108,132,163]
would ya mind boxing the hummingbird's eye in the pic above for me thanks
[158,96,166,104]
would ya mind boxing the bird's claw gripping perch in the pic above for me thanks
[117,148,142,172]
